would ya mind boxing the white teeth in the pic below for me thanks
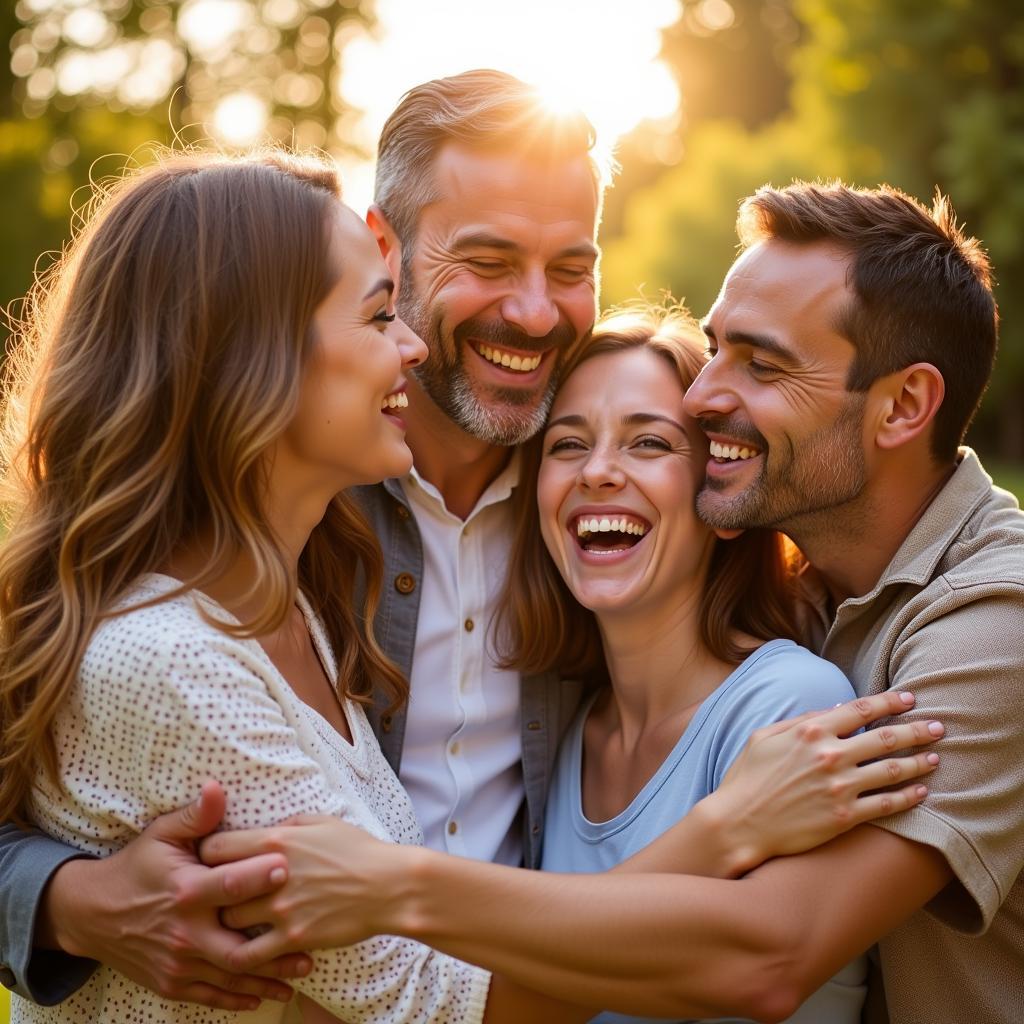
[382,392,408,410]
[476,343,541,372]
[576,515,649,538]
[710,440,758,461]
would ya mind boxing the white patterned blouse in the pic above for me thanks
[14,574,490,1024]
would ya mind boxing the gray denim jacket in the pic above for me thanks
[0,477,585,1004]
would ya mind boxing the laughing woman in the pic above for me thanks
[198,307,943,1024]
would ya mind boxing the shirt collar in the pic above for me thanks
[402,449,522,522]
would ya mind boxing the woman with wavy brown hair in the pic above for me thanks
[0,148,602,1024]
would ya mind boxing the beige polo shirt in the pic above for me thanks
[800,449,1024,1024]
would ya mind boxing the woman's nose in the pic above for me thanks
[577,447,625,490]
[397,318,428,368]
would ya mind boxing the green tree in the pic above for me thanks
[3,0,374,341]
[603,0,1024,457]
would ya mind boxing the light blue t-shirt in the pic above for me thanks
[541,639,867,1024]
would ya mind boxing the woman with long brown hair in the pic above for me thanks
[197,305,943,1023]
[0,148,606,1024]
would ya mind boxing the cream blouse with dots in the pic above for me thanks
[16,574,490,1024]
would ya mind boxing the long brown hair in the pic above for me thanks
[496,304,803,684]
[0,149,406,825]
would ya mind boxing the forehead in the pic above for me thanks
[708,239,855,357]
[422,142,599,246]
[553,348,685,416]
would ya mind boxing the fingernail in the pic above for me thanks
[900,692,915,705]
[270,867,287,885]
[926,752,940,765]
[915,785,928,798]
[272,989,291,1002]
[298,958,313,976]
[927,721,944,736]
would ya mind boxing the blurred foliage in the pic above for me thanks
[1,0,371,340]
[603,0,1024,457]
[8,0,369,147]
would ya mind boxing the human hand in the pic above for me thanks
[39,781,312,1011]
[200,815,414,971]
[705,690,943,875]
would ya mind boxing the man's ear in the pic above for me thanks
[871,363,945,451]
[366,205,403,283]
[713,527,745,540]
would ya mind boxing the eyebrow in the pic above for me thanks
[702,322,797,363]
[546,412,687,432]
[362,278,395,302]
[453,232,599,262]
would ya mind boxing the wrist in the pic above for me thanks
[37,857,98,957]
[387,845,444,941]
[690,795,763,879]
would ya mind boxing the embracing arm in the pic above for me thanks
[389,823,952,1021]
[0,824,95,1004]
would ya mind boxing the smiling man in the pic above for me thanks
[680,181,1024,1021]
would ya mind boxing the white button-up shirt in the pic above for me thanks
[398,456,524,866]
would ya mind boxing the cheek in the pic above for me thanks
[560,284,597,336]
[537,464,568,557]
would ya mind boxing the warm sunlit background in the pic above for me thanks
[0,5,1022,1013]
[1,0,1023,481]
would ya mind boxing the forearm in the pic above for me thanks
[0,823,97,1004]
[391,847,796,1021]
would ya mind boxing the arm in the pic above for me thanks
[394,823,952,1022]
[209,817,950,1022]
[0,825,95,1005]
[35,782,306,1011]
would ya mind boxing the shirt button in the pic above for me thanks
[526,720,542,731]
[394,572,416,594]
[450,741,460,755]
[464,618,475,632]
[381,714,393,734]
[0,965,14,988]
[396,504,410,520]
[531,823,541,836]
[448,821,458,835]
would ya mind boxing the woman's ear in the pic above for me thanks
[366,205,403,284]
[872,363,945,451]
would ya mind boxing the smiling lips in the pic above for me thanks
[709,439,760,461]
[474,341,544,373]
[572,512,651,555]
[381,390,408,411]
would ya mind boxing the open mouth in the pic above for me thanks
[474,341,544,374]
[572,513,651,555]
[709,439,761,463]
[381,390,408,412]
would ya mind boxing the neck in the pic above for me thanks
[165,472,329,623]
[795,455,956,603]
[402,376,514,519]
[596,585,731,738]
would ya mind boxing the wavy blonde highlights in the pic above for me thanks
[0,150,406,825]
[496,303,803,682]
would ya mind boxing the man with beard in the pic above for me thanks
[675,183,1023,1021]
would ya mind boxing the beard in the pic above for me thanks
[397,283,577,447]
[696,392,869,536]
